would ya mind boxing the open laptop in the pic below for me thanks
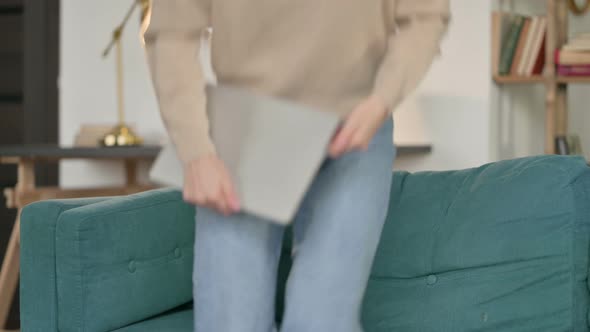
[149,85,341,225]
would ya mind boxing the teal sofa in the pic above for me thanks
[20,156,590,331]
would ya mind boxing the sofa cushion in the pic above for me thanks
[362,156,590,331]
[55,189,195,332]
[20,197,113,332]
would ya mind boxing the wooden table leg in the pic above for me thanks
[0,159,34,330]
[124,159,138,186]
[16,160,35,192]
[0,210,20,329]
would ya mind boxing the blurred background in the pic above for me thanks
[0,0,589,329]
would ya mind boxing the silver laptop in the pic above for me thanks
[149,85,341,225]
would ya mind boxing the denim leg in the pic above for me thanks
[193,208,285,332]
[281,120,396,332]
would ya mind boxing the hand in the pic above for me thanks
[183,154,240,216]
[329,95,390,158]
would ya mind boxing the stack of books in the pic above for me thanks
[556,33,590,77]
[74,124,112,147]
[492,13,547,77]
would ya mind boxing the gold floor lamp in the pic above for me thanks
[100,0,151,147]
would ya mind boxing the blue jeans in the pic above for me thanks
[193,120,396,332]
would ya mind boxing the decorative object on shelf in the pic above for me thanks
[74,124,113,147]
[567,0,590,15]
[567,135,584,156]
[554,134,584,155]
[100,0,150,147]
[555,135,570,155]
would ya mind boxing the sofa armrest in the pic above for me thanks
[54,188,195,332]
[20,197,114,332]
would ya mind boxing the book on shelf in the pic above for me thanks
[509,17,531,75]
[491,12,512,75]
[498,14,525,75]
[492,12,546,78]
[555,49,590,65]
[527,17,546,76]
[557,64,590,76]
[557,32,590,67]
[562,43,590,52]
[562,32,590,52]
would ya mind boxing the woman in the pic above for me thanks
[144,1,450,331]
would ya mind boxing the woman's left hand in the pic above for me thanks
[329,95,390,158]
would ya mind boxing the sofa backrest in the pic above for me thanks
[362,156,590,331]
[20,197,114,332]
[21,189,196,332]
[23,156,590,332]
[54,189,195,332]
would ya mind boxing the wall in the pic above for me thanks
[493,1,590,161]
[394,0,493,171]
[60,0,165,187]
[567,13,590,160]
[59,0,494,188]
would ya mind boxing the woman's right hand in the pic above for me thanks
[183,154,241,216]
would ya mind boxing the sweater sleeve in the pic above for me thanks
[144,0,215,164]
[373,0,451,112]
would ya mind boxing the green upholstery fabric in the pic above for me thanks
[54,188,195,332]
[112,307,193,332]
[20,156,590,332]
[362,156,590,331]
[20,197,113,332]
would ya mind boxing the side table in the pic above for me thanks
[0,145,161,330]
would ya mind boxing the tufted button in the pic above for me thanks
[174,247,181,258]
[426,275,437,285]
[128,260,136,273]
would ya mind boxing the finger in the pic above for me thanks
[193,187,206,206]
[328,129,343,158]
[204,201,220,214]
[215,194,231,216]
[182,186,192,203]
[183,175,196,203]
[220,167,240,212]
[349,126,371,152]
[329,119,359,157]
[190,175,206,205]
[202,190,226,215]
[209,178,230,215]
[354,118,383,151]
[349,136,365,152]
[222,179,240,213]
[200,176,223,212]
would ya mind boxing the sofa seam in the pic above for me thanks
[430,176,466,273]
[74,216,86,332]
[566,169,590,331]
[569,179,576,331]
[53,204,67,332]
[54,203,85,332]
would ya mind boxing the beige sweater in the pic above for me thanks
[145,0,450,164]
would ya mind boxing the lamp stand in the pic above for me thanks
[100,1,144,147]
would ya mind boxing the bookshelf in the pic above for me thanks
[556,75,590,83]
[493,0,588,154]
[493,75,545,84]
